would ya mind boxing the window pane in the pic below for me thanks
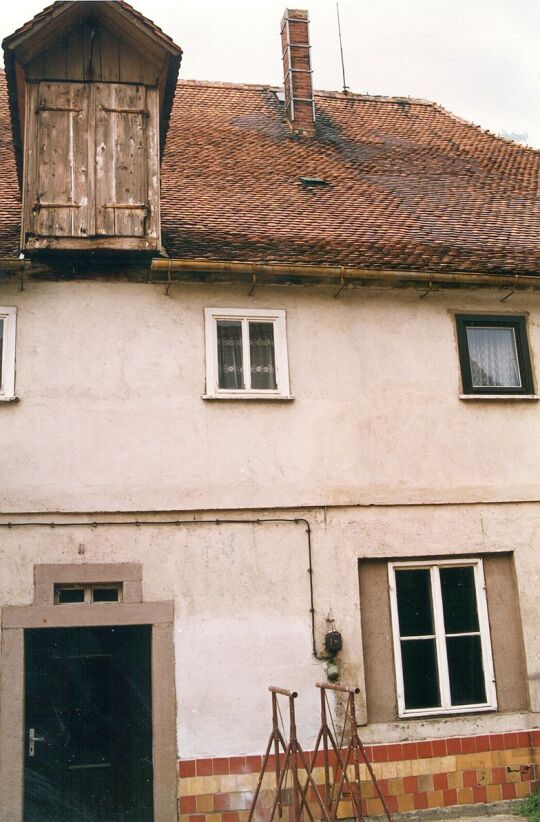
[57,588,85,604]
[401,639,441,709]
[217,320,244,389]
[466,326,521,388]
[440,566,479,633]
[92,588,119,603]
[446,635,487,705]
[0,318,4,389]
[249,322,277,390]
[395,569,434,636]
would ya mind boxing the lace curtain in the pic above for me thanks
[249,322,277,390]
[217,320,277,390]
[466,327,521,388]
[217,320,244,389]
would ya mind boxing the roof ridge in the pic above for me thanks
[430,101,540,154]
[175,80,538,151]
[175,78,434,105]
[176,79,275,91]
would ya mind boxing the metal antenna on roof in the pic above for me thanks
[336,3,349,93]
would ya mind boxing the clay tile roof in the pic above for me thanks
[0,74,538,275]
[0,72,21,255]
[160,82,540,275]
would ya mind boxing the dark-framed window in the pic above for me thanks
[456,315,534,395]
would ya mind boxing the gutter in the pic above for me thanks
[1,257,538,291]
[150,258,540,290]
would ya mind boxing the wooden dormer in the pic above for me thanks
[3,1,182,253]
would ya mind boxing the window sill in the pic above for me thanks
[202,393,295,401]
[0,395,19,403]
[399,704,497,719]
[459,393,539,401]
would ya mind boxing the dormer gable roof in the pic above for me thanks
[2,1,182,181]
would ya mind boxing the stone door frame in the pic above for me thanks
[0,563,177,822]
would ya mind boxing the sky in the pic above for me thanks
[1,0,539,148]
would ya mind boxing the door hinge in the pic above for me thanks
[100,107,150,118]
[36,105,83,113]
[102,203,148,215]
[33,202,81,212]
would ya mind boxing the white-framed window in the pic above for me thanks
[0,307,17,401]
[388,558,496,718]
[204,307,291,399]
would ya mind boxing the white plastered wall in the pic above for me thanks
[0,502,538,757]
[0,281,539,512]
[1,280,539,755]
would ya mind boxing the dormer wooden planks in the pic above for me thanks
[4,1,182,253]
[25,24,163,85]
[24,82,92,240]
[22,81,160,251]
[95,84,159,240]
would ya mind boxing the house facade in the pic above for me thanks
[0,3,539,821]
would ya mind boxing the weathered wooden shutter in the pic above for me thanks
[95,83,158,239]
[25,82,91,237]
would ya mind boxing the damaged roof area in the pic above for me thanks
[160,81,539,276]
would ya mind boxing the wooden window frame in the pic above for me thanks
[456,314,534,396]
[388,558,497,718]
[54,582,123,604]
[203,307,292,400]
[0,306,17,401]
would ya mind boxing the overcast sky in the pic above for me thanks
[2,0,539,147]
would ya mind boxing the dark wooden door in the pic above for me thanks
[24,626,153,822]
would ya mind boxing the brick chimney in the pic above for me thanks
[281,9,315,135]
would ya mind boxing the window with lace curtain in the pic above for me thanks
[456,315,534,396]
[204,308,291,399]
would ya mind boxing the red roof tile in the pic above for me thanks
[0,73,538,275]
[160,81,539,275]
[0,72,21,255]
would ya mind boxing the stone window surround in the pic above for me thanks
[359,552,530,725]
[34,562,143,605]
[0,562,177,822]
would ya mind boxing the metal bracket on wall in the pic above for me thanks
[334,275,346,299]
[248,271,257,296]
[165,259,172,296]
[419,278,434,298]
[500,274,518,302]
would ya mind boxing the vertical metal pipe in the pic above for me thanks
[321,690,331,813]
[272,691,282,814]
[289,694,301,822]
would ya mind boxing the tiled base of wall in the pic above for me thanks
[178,731,540,821]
